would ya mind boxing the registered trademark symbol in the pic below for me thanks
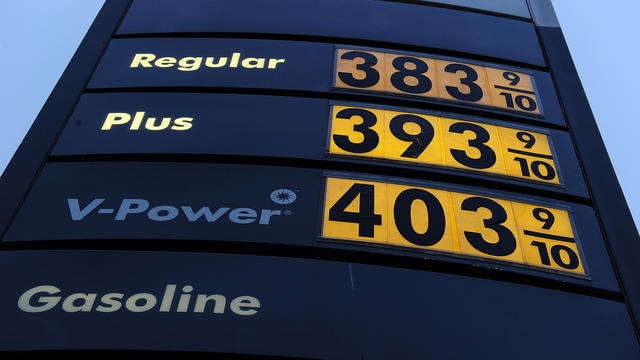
[284,210,293,216]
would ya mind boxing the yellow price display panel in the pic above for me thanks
[329,105,559,184]
[322,177,585,276]
[334,48,542,115]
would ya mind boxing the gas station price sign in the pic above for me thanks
[329,105,559,184]
[334,48,542,115]
[322,177,586,275]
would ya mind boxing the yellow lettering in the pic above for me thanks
[171,117,193,130]
[145,117,172,131]
[205,57,227,68]
[131,112,145,130]
[102,112,194,131]
[178,57,202,71]
[241,58,265,69]
[230,53,241,68]
[268,58,285,69]
[155,57,176,67]
[129,52,286,71]
[130,53,284,71]
[101,113,131,130]
[130,53,156,68]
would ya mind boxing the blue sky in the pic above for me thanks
[1,0,638,230]
[552,0,640,230]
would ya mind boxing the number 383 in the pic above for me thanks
[322,177,585,275]
[335,49,541,114]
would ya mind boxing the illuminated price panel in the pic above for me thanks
[335,48,542,115]
[322,177,585,276]
[51,93,588,198]
[329,105,559,184]
[4,163,618,290]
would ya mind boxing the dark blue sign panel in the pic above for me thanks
[0,250,637,358]
[52,93,588,198]
[87,38,565,126]
[0,250,358,357]
[2,163,619,292]
[350,262,638,359]
[117,0,545,67]
[5,162,320,246]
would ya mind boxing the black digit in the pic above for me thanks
[514,158,556,181]
[460,197,517,257]
[515,95,537,111]
[533,208,555,230]
[516,131,536,149]
[328,183,382,237]
[444,63,483,102]
[389,114,435,158]
[551,245,580,270]
[503,71,520,86]
[393,189,445,246]
[449,122,496,169]
[514,157,530,177]
[338,51,380,88]
[499,92,537,112]
[531,161,556,180]
[531,241,551,265]
[499,92,515,108]
[332,108,379,153]
[390,57,432,94]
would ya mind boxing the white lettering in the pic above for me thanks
[177,285,193,312]
[115,199,150,220]
[181,206,229,222]
[229,208,257,224]
[17,285,259,315]
[194,294,226,313]
[68,198,105,220]
[96,293,124,312]
[159,284,176,312]
[68,198,289,227]
[259,209,282,225]
[18,285,61,313]
[230,296,260,315]
[125,293,157,312]
[62,293,97,312]
[147,205,179,221]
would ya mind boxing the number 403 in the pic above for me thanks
[325,181,583,273]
